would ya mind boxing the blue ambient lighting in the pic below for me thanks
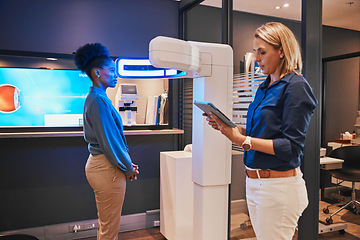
[115,58,187,78]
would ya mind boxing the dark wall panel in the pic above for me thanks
[186,5,222,43]
[322,27,360,145]
[0,137,93,231]
[0,134,179,231]
[323,27,360,58]
[0,0,179,58]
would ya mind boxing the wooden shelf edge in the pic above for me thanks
[0,128,184,139]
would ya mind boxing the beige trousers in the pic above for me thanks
[85,154,126,240]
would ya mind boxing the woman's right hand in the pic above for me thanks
[203,113,220,130]
[127,163,139,181]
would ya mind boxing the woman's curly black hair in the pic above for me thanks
[74,43,111,77]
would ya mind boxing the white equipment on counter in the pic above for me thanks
[115,83,138,126]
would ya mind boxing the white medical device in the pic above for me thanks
[115,84,138,126]
[150,36,233,240]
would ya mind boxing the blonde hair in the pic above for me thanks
[255,22,302,77]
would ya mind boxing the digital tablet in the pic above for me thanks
[194,101,236,128]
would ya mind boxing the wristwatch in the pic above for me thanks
[242,136,252,151]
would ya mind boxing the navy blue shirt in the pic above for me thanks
[245,72,318,171]
[83,86,134,176]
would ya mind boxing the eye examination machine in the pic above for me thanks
[150,36,233,240]
[115,83,138,126]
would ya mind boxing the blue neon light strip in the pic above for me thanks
[115,58,186,78]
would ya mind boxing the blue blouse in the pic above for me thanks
[83,86,134,176]
[245,72,318,171]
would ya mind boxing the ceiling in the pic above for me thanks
[197,0,360,31]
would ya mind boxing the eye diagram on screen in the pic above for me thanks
[0,84,21,113]
[0,68,92,128]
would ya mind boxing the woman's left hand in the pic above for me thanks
[209,112,244,144]
[208,113,275,155]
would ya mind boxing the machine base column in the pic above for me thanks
[193,183,229,240]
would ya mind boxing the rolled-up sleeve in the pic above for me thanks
[273,80,318,162]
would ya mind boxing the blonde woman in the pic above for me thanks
[205,22,318,239]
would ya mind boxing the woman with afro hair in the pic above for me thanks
[74,43,139,240]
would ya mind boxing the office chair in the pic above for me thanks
[323,145,360,224]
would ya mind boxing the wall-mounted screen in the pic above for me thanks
[0,67,91,128]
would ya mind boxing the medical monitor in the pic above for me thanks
[0,67,91,129]
[118,83,138,101]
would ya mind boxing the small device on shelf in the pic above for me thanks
[115,84,138,126]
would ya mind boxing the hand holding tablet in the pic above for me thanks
[194,101,236,128]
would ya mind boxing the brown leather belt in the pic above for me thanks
[245,167,298,179]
